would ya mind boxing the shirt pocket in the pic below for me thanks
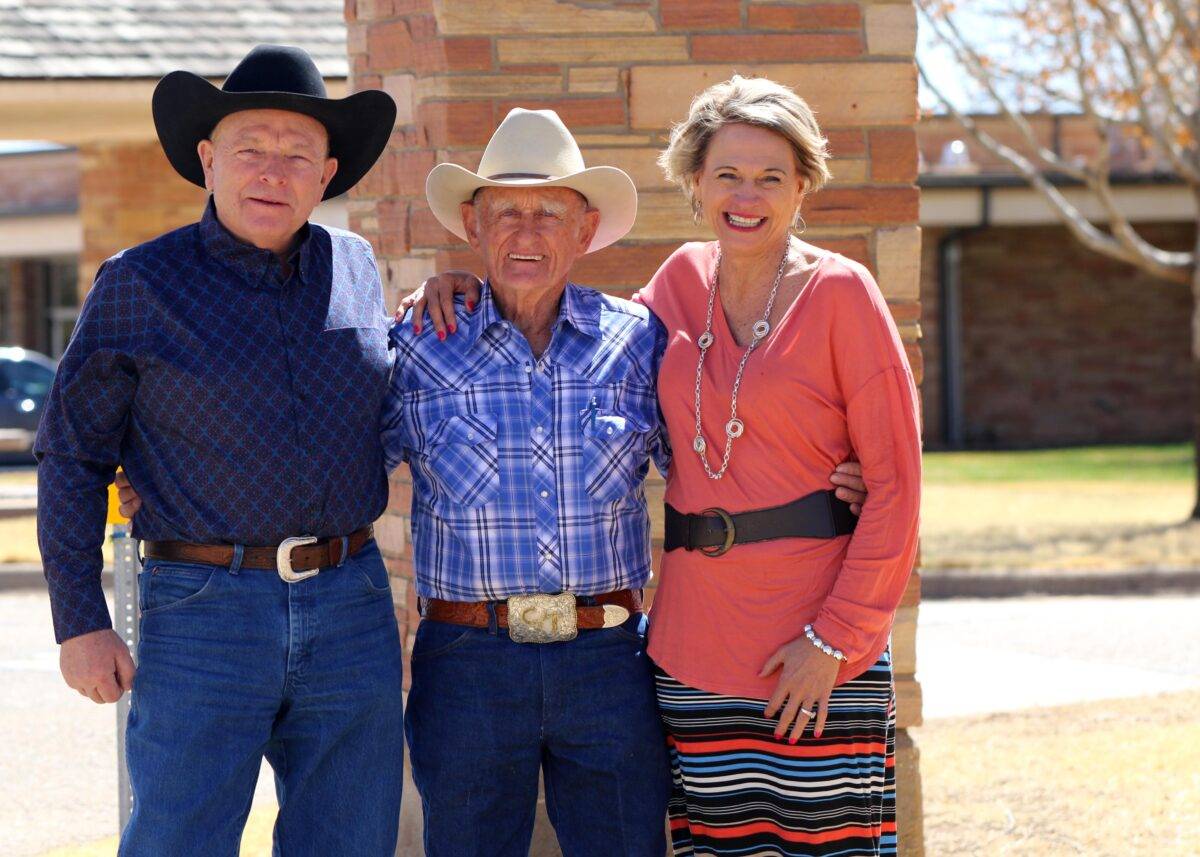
[424,412,500,508]
[580,410,648,503]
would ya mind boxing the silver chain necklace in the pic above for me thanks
[692,244,790,480]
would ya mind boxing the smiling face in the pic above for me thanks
[693,122,805,258]
[461,186,600,299]
[197,109,338,256]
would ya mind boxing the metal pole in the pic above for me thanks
[112,522,139,833]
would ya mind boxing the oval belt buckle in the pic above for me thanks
[699,507,736,557]
[277,535,321,583]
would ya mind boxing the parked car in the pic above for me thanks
[0,347,57,456]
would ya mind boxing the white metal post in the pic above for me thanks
[112,523,139,833]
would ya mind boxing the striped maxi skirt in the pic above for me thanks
[655,650,897,857]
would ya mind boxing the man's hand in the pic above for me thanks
[60,628,136,704]
[829,461,866,516]
[114,470,141,518]
[394,270,483,338]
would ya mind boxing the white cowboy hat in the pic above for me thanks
[425,108,637,253]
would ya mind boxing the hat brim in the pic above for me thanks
[152,71,396,201]
[425,162,638,254]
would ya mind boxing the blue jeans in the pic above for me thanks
[405,607,671,857]
[119,540,405,857]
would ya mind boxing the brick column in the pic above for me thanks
[349,1,923,851]
[78,141,207,298]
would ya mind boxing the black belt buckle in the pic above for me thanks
[698,507,736,557]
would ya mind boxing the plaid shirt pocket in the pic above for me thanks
[425,412,501,508]
[581,411,647,503]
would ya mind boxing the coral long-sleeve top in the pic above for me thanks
[637,241,921,698]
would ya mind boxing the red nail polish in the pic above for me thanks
[413,325,421,334]
[466,300,475,311]
[437,330,446,341]
[448,324,457,335]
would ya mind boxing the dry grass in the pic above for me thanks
[920,481,1200,571]
[918,690,1200,856]
[0,468,36,486]
[0,516,111,565]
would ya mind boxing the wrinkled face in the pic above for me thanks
[461,186,600,297]
[693,122,805,256]
[197,109,337,255]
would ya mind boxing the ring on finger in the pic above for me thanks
[799,706,815,717]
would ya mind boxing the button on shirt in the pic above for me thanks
[381,281,669,602]
[36,200,391,642]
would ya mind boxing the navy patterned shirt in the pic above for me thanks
[36,199,391,643]
[381,281,670,602]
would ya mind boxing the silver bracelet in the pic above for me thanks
[803,624,846,662]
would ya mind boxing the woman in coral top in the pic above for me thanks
[639,76,921,857]
[402,76,919,856]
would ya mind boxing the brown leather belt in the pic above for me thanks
[144,525,374,572]
[423,589,641,631]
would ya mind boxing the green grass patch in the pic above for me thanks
[923,444,1195,484]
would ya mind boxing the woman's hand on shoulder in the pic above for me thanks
[393,270,483,339]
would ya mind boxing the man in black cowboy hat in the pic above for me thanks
[35,45,404,855]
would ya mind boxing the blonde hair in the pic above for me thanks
[658,75,832,221]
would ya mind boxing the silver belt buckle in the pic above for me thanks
[507,593,578,643]
[277,535,321,583]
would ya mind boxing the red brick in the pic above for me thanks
[416,37,494,73]
[376,198,410,256]
[748,4,862,31]
[367,19,414,71]
[661,0,740,29]
[887,300,922,324]
[419,100,495,147]
[435,248,486,275]
[389,149,437,197]
[691,33,863,62]
[813,236,869,268]
[494,97,626,128]
[569,242,676,288]
[870,129,919,183]
[806,186,919,225]
[824,130,866,158]
[411,201,460,247]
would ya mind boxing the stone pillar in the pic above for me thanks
[348,1,923,852]
[78,140,207,298]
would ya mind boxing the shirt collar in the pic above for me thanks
[198,196,313,289]
[466,280,602,348]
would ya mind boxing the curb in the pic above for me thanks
[922,569,1200,599]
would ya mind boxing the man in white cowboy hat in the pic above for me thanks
[36,44,405,855]
[381,108,672,855]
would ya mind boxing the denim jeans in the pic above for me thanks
[119,540,405,857]
[405,607,671,857]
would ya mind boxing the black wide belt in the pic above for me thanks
[664,490,857,557]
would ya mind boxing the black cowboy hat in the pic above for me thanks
[152,44,396,200]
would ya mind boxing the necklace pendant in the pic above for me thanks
[697,331,714,350]
[725,419,745,439]
[752,320,771,339]
[693,436,706,454]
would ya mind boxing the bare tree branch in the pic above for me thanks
[919,60,1193,284]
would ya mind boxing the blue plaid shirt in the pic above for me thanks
[36,200,391,642]
[382,281,669,601]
